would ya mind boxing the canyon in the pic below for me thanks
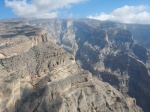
[0,18,150,111]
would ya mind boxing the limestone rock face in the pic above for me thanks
[0,21,142,112]
[18,18,150,112]
[126,24,150,49]
[0,24,50,59]
[0,43,142,112]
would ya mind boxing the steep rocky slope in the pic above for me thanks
[126,24,150,49]
[0,21,142,112]
[16,18,150,112]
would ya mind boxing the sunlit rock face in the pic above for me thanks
[0,24,50,59]
[0,20,143,112]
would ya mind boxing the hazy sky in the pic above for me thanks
[1,0,150,24]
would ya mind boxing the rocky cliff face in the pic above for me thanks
[0,33,49,59]
[126,24,150,49]
[0,20,143,112]
[14,18,150,112]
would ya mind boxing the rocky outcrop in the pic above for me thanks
[0,22,142,112]
[0,26,50,59]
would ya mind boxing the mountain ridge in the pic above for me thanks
[0,23,142,112]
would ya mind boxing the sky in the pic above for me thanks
[0,0,150,24]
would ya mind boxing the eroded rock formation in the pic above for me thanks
[0,25,49,59]
[0,43,142,112]
[0,21,142,112]
[19,18,150,112]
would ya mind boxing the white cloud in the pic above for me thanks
[88,5,150,24]
[5,0,86,18]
